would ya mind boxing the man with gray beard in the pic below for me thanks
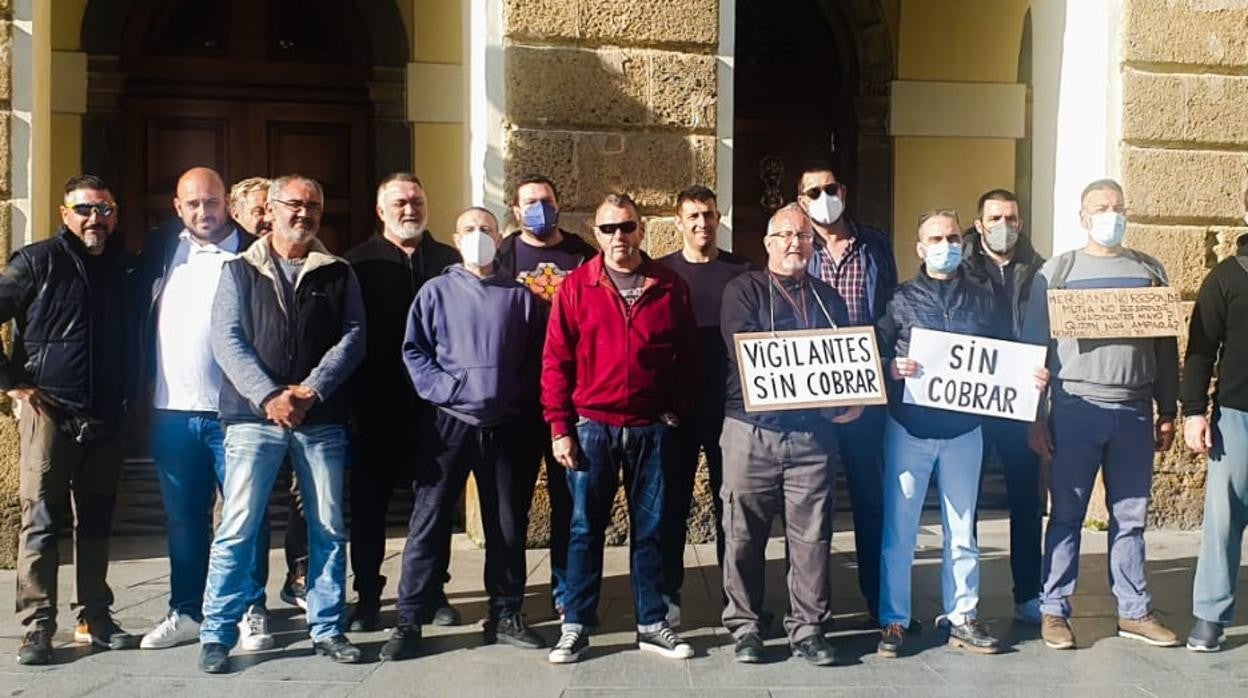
[341,173,461,631]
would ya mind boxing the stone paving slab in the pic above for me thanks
[0,513,1245,696]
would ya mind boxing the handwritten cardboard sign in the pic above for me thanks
[1046,287,1182,339]
[903,328,1047,422]
[733,327,888,412]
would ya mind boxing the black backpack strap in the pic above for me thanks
[1048,250,1077,290]
[1120,248,1167,287]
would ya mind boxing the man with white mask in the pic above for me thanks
[1021,178,1180,651]
[961,189,1047,624]
[796,161,896,626]
[342,173,461,631]
[382,207,547,660]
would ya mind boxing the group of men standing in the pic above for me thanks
[1,160,1244,674]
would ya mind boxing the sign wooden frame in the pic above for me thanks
[733,327,888,413]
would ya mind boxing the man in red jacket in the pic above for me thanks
[542,193,700,664]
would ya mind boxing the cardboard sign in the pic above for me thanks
[1046,287,1183,339]
[902,328,1047,422]
[733,327,888,412]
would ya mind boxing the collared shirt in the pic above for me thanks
[814,229,868,325]
[154,228,241,411]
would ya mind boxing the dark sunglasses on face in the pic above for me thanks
[802,183,840,200]
[596,221,639,236]
[69,203,116,217]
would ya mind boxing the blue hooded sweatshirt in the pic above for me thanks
[402,264,544,427]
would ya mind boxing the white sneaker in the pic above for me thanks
[140,611,201,649]
[238,605,274,651]
[665,599,682,629]
[1014,598,1043,625]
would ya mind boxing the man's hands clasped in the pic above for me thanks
[264,385,318,429]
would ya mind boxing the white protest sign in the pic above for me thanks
[733,327,888,412]
[902,328,1047,422]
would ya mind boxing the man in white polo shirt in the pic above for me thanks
[137,167,269,650]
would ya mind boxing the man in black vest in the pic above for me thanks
[198,175,366,673]
[4,175,138,665]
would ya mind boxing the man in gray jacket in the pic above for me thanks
[1022,178,1179,651]
[381,207,547,661]
[198,174,366,673]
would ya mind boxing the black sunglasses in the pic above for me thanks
[596,221,639,236]
[801,183,841,200]
[69,203,116,217]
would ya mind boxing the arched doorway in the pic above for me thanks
[80,0,412,254]
[731,0,894,265]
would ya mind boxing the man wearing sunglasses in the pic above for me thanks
[795,161,896,626]
[3,175,139,664]
[542,193,700,664]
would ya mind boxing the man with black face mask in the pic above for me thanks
[961,188,1046,625]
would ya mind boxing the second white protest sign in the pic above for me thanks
[902,328,1047,422]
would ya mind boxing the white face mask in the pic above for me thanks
[1087,211,1127,247]
[457,230,497,267]
[808,193,845,227]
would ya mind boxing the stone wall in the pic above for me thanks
[498,0,721,545]
[1118,0,1248,527]
[0,0,17,567]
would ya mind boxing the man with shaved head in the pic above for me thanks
[136,166,270,652]
[718,204,856,666]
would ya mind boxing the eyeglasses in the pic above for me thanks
[801,183,840,200]
[272,198,324,215]
[67,202,116,218]
[596,221,639,236]
[766,231,814,243]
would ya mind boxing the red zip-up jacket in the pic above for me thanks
[541,254,700,439]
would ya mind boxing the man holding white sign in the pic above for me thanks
[719,204,866,667]
[875,209,1040,659]
[1020,178,1180,651]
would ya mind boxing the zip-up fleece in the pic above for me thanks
[403,265,545,427]
[212,235,365,424]
[541,254,700,438]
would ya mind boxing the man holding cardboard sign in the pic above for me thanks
[876,209,1020,659]
[1020,178,1180,651]
[720,204,875,667]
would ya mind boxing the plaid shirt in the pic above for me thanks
[815,235,869,325]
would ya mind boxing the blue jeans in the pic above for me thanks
[1040,396,1154,619]
[1193,406,1248,623]
[880,416,983,627]
[563,419,671,632]
[201,423,349,646]
[152,410,268,621]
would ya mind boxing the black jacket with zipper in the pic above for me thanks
[960,227,1045,340]
[1182,234,1248,417]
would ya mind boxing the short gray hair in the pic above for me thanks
[767,202,811,234]
[269,174,324,203]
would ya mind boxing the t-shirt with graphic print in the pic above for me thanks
[513,236,591,304]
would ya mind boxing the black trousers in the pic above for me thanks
[349,416,417,603]
[660,399,726,606]
[395,410,542,624]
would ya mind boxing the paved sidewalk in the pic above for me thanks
[0,513,1244,697]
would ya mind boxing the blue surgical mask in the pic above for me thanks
[924,241,963,274]
[1087,211,1127,247]
[521,201,559,239]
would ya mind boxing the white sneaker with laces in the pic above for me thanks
[140,611,201,649]
[1014,598,1043,625]
[239,605,274,651]
[548,628,588,664]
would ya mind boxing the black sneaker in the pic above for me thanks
[548,628,589,664]
[948,619,1001,654]
[431,603,461,627]
[485,614,546,649]
[313,634,362,664]
[733,633,764,664]
[280,564,308,611]
[379,624,422,662]
[17,626,54,665]
[75,614,139,650]
[637,627,694,659]
[348,601,381,632]
[791,633,837,666]
[877,623,905,658]
[199,642,229,674]
[1187,618,1225,652]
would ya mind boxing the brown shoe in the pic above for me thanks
[1118,613,1179,647]
[1041,614,1075,650]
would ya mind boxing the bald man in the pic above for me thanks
[137,167,270,651]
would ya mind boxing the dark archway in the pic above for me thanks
[732,0,895,264]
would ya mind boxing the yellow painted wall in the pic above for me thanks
[52,0,87,50]
[892,0,1030,280]
[412,0,461,64]
[49,114,82,231]
[412,123,465,238]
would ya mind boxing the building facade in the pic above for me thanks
[0,0,1236,561]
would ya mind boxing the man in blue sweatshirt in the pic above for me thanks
[381,207,547,661]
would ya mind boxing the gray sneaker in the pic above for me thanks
[1186,618,1225,652]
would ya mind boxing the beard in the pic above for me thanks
[388,220,425,241]
[777,254,807,274]
[275,224,316,245]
